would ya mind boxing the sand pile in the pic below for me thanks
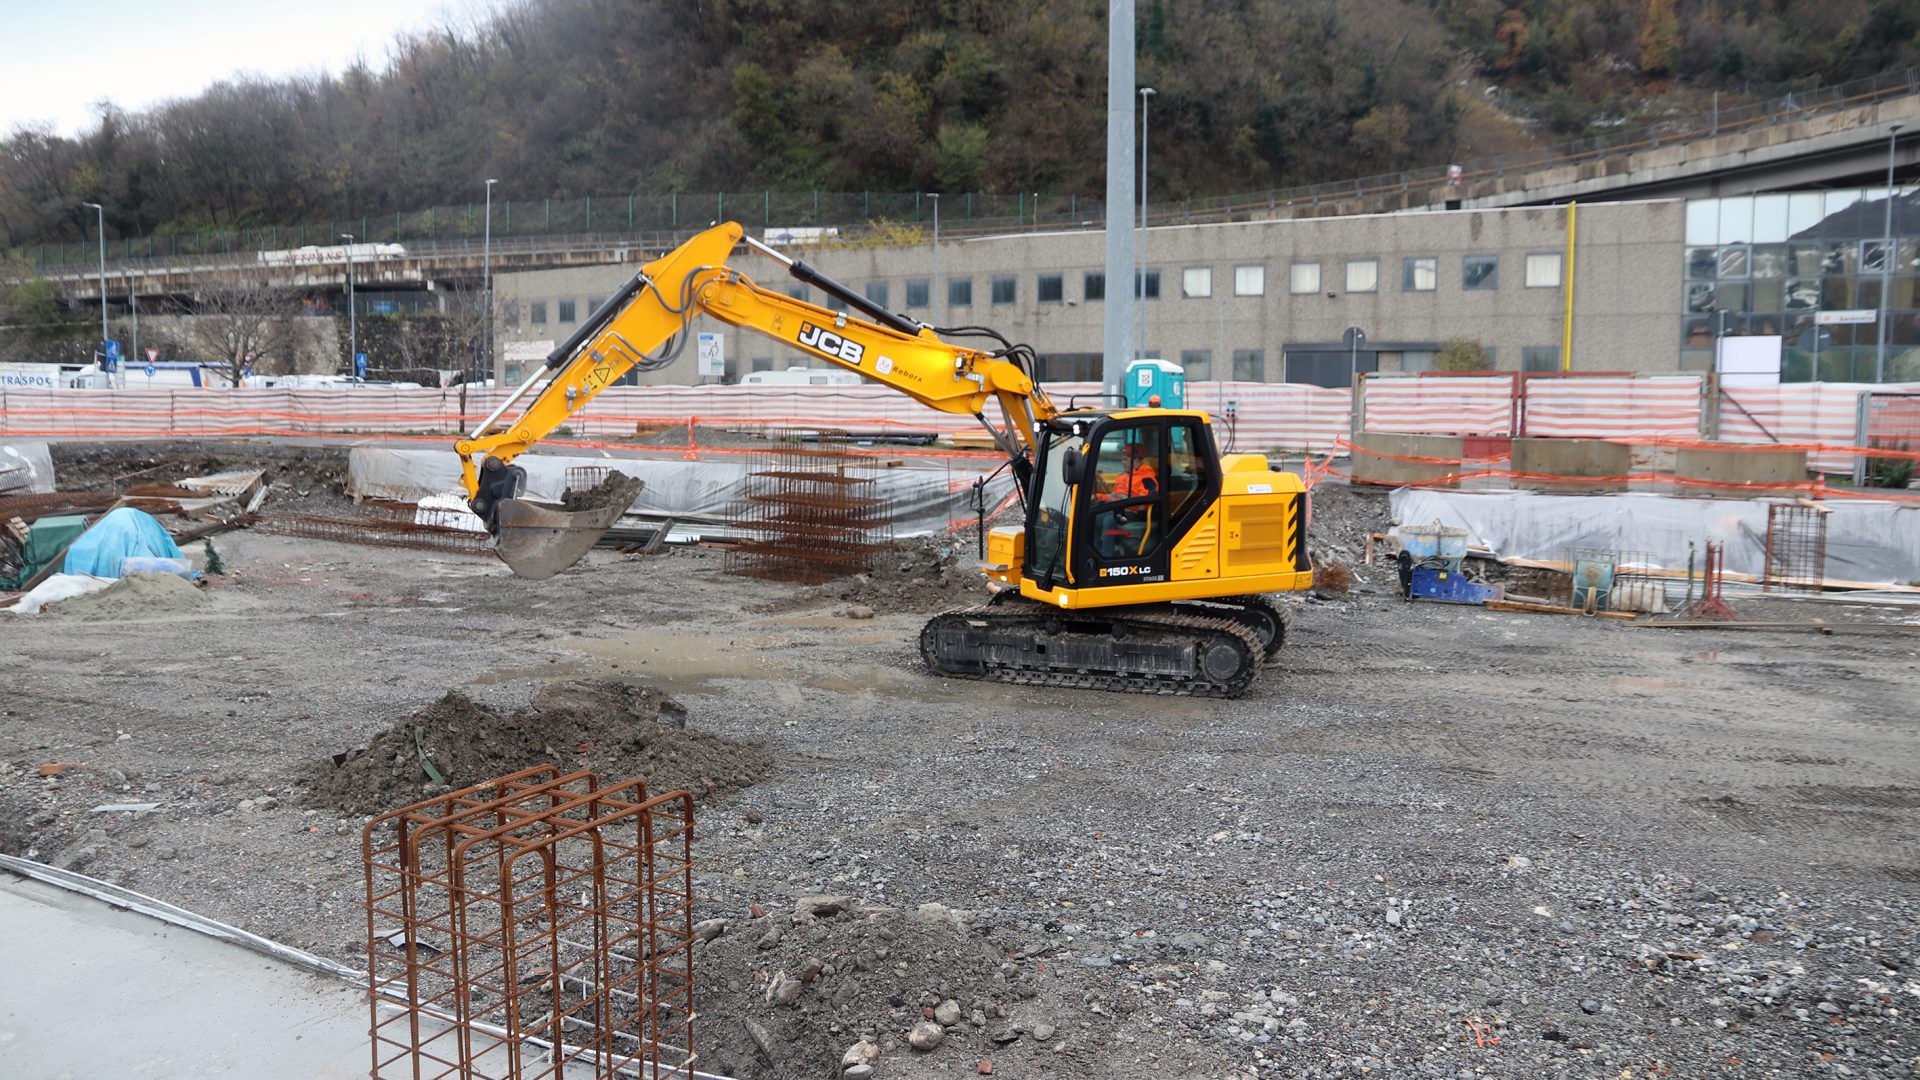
[301,679,772,816]
[50,572,207,620]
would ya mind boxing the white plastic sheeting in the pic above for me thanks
[5,573,113,614]
[0,441,55,494]
[1391,488,1920,587]
[347,448,1012,538]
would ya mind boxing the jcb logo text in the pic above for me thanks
[797,323,865,366]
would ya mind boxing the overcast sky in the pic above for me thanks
[0,0,474,137]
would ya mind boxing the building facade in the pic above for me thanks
[493,200,1690,386]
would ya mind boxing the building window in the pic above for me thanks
[1289,262,1321,294]
[864,281,890,308]
[949,278,972,308]
[1403,257,1437,291]
[751,356,773,373]
[1522,346,1561,372]
[558,299,577,322]
[1232,348,1265,381]
[1182,267,1212,299]
[991,275,1017,305]
[905,279,930,308]
[1345,259,1378,293]
[1136,269,1161,299]
[1037,273,1064,303]
[1525,253,1563,288]
[586,297,603,314]
[530,301,548,324]
[1463,255,1499,290]
[786,285,811,303]
[1084,271,1105,301]
[1037,353,1103,381]
[1234,265,1265,297]
[1179,349,1212,381]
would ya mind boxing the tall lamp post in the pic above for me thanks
[340,233,356,377]
[1876,122,1904,383]
[1137,86,1156,357]
[928,192,941,329]
[484,178,498,383]
[81,201,107,369]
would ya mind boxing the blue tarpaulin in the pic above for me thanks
[61,508,184,578]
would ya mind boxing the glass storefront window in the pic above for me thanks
[1753,194,1790,243]
[1687,248,1718,280]
[1718,197,1754,244]
[1787,193,1825,236]
[1750,245,1787,278]
[1685,201,1719,246]
[1685,282,1716,313]
[1718,245,1750,278]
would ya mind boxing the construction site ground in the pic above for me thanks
[3,444,1918,1080]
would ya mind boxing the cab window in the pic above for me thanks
[1088,425,1165,560]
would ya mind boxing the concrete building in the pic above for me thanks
[489,198,1711,386]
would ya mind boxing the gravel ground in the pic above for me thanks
[2,461,1918,1079]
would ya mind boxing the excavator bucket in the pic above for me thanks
[491,474,644,580]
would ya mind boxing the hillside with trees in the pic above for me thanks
[2,0,1916,251]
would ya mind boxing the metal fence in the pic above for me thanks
[11,66,1919,276]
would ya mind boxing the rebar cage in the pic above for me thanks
[724,432,893,583]
[1763,502,1828,593]
[363,766,698,1079]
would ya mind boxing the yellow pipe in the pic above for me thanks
[1562,201,1577,370]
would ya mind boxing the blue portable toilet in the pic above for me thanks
[1124,358,1185,409]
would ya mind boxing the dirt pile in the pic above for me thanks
[1307,479,1394,590]
[301,679,772,816]
[558,471,645,512]
[834,533,991,613]
[50,573,208,620]
[691,898,1118,1079]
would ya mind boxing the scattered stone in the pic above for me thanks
[935,999,962,1026]
[841,1038,880,1071]
[796,894,851,920]
[908,1020,944,1051]
[1580,999,1601,1014]
[977,1059,994,1074]
[742,1018,776,1062]
[1032,1022,1056,1042]
[845,605,875,620]
[693,918,727,943]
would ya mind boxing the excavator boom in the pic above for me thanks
[456,222,1052,576]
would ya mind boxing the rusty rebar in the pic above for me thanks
[363,767,699,1080]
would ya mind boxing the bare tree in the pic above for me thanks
[175,267,316,384]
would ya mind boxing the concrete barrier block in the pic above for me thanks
[1674,444,1808,495]
[1351,432,1463,488]
[1511,438,1632,493]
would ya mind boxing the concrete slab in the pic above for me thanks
[1511,437,1632,493]
[1351,432,1463,487]
[0,872,370,1078]
[1673,444,1808,495]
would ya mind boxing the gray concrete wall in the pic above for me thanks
[1350,433,1464,487]
[492,201,1685,386]
[1674,445,1809,494]
[1511,437,1632,492]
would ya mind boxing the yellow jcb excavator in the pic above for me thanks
[455,222,1312,696]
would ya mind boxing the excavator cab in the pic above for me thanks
[1023,410,1224,594]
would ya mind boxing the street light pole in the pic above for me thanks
[340,233,356,376]
[81,202,107,370]
[1876,122,1903,383]
[1137,86,1156,357]
[928,192,941,329]
[484,178,498,383]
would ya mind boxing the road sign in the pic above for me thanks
[103,340,121,371]
[144,362,156,381]
[145,348,159,364]
[355,353,368,378]
[696,332,725,378]
[1816,309,1876,325]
